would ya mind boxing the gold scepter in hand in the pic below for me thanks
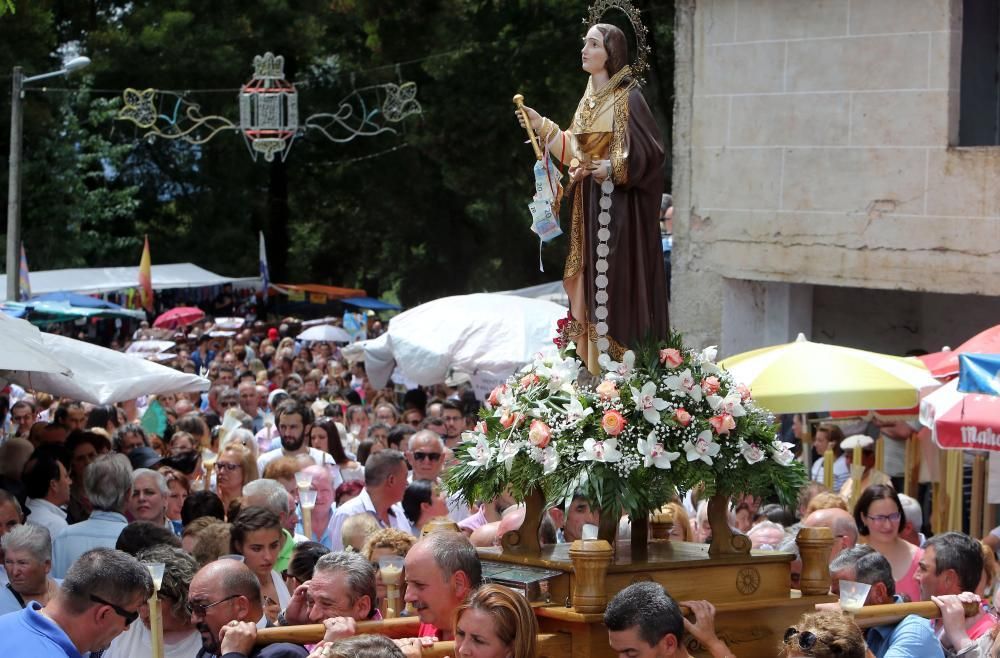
[513,94,543,161]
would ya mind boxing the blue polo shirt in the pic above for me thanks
[866,610,944,658]
[0,602,80,657]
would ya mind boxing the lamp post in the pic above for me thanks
[6,56,90,301]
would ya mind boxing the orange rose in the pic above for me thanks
[601,410,627,436]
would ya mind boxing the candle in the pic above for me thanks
[300,490,316,540]
[202,451,217,492]
[823,447,834,489]
[146,563,165,658]
[378,556,405,619]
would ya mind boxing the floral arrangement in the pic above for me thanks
[444,331,807,523]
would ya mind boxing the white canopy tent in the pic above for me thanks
[343,293,567,392]
[0,313,209,404]
[0,262,259,299]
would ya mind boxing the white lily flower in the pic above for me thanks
[638,431,680,469]
[498,440,524,471]
[663,369,703,402]
[468,437,493,468]
[604,350,636,381]
[577,438,622,463]
[564,396,594,426]
[683,430,720,465]
[770,441,796,466]
[630,381,669,425]
[537,355,581,392]
[717,392,746,417]
[700,345,719,363]
[542,445,560,474]
[738,439,766,465]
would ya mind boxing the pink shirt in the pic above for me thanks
[894,546,924,603]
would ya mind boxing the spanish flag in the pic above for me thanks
[138,235,153,312]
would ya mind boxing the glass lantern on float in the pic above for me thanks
[239,52,299,162]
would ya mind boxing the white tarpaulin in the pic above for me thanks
[0,313,70,375]
[343,293,566,389]
[0,262,259,299]
[1,321,209,404]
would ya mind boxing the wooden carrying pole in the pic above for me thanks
[257,617,419,645]
[850,600,980,629]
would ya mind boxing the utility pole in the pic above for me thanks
[5,66,23,301]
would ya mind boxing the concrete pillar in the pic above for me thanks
[720,278,813,357]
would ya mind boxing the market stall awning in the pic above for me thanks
[342,297,401,311]
[274,283,366,303]
[0,263,259,299]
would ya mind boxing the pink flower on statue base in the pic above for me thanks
[519,374,540,388]
[500,411,524,429]
[528,420,552,449]
[488,385,507,408]
[601,410,627,436]
[701,376,721,396]
[659,348,683,368]
[674,408,692,427]
[709,413,736,435]
[596,379,619,401]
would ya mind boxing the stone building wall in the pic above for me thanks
[671,0,1000,355]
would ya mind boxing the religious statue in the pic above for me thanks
[516,3,669,374]
[517,0,669,373]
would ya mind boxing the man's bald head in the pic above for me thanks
[803,507,858,563]
[190,559,262,617]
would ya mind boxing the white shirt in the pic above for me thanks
[24,498,68,540]
[104,618,202,658]
[257,446,335,473]
[811,453,850,491]
[327,489,412,551]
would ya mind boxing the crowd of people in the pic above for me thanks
[0,318,997,658]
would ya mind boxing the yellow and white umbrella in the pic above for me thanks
[719,334,940,414]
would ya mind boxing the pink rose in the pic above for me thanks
[528,419,552,449]
[500,410,524,429]
[659,348,683,368]
[595,379,619,401]
[701,376,721,395]
[736,384,751,401]
[601,410,627,436]
[709,413,736,435]
[520,374,540,388]
[674,407,692,427]
[488,385,506,407]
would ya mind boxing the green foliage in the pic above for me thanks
[0,1,14,17]
[1,0,674,303]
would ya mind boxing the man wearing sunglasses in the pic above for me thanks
[406,431,446,483]
[0,547,151,656]
[188,559,307,658]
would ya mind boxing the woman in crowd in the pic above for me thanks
[86,404,120,435]
[854,484,922,602]
[0,525,60,614]
[356,439,382,466]
[661,502,692,542]
[810,424,849,491]
[230,506,290,623]
[781,611,865,658]
[284,541,330,594]
[63,430,109,523]
[105,545,202,658]
[453,584,538,658]
[216,443,259,513]
[159,467,189,535]
[362,529,416,611]
[309,417,362,488]
[128,468,170,528]
[168,430,197,457]
[402,480,451,536]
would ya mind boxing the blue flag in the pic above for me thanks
[957,353,1000,395]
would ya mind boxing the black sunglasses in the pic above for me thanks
[413,451,441,462]
[185,594,240,616]
[784,628,840,654]
[90,594,140,625]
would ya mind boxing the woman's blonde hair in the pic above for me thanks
[454,584,538,658]
[362,528,417,561]
[664,502,692,542]
[342,513,380,553]
[780,611,866,658]
[220,442,260,484]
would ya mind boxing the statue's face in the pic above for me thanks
[581,26,608,75]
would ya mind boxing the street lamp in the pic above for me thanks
[6,56,91,301]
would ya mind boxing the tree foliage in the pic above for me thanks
[0,0,674,306]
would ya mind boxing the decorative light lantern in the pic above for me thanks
[239,52,299,162]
